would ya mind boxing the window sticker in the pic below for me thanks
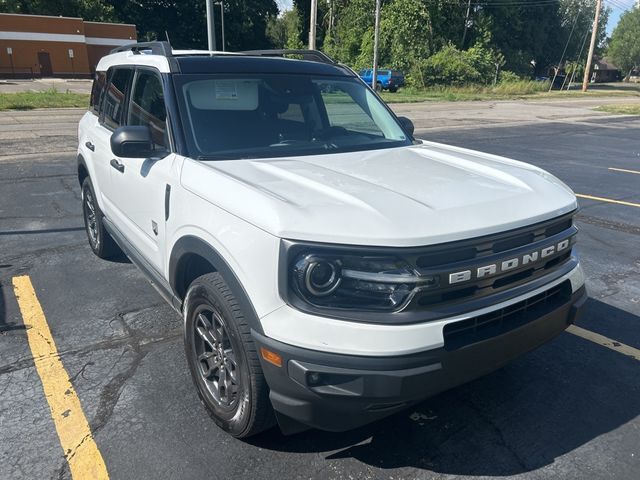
[215,81,238,100]
[187,79,259,110]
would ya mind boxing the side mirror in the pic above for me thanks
[397,116,415,136]
[110,126,154,158]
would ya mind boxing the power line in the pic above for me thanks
[565,26,592,89]
[550,5,581,92]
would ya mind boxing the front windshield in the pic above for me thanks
[174,74,411,160]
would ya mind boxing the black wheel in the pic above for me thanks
[81,177,120,259]
[184,272,275,438]
[375,82,383,92]
[388,86,398,93]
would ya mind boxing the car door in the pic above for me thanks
[107,67,175,272]
[91,67,134,217]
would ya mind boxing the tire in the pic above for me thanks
[81,177,120,259]
[388,86,398,93]
[183,272,275,438]
[375,82,383,92]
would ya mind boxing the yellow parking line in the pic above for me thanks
[567,325,639,362]
[12,276,109,480]
[576,194,640,208]
[609,167,640,175]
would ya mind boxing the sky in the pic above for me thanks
[276,1,635,36]
[276,0,293,11]
[605,0,636,35]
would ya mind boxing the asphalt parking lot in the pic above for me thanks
[1,103,639,480]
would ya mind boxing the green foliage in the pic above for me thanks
[323,0,610,79]
[0,88,89,110]
[110,0,278,50]
[324,0,373,65]
[376,0,432,71]
[417,43,500,86]
[378,80,550,103]
[608,8,640,79]
[0,0,115,21]
[0,0,280,50]
[563,61,583,79]
[344,0,431,85]
[420,44,482,86]
[0,0,619,86]
[267,8,304,49]
[596,104,640,115]
[499,70,522,84]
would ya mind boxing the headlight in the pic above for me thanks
[294,255,342,297]
[287,248,439,312]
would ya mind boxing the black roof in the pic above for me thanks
[174,55,355,77]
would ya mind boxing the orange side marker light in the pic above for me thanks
[260,347,283,367]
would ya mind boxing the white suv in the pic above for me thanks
[77,42,587,438]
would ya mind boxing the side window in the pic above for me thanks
[128,70,168,150]
[89,71,106,115]
[101,68,133,130]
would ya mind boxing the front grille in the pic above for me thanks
[403,213,577,311]
[414,216,573,269]
[442,280,571,351]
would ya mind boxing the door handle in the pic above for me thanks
[110,159,125,173]
[85,141,95,152]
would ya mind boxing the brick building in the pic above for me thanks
[0,13,136,78]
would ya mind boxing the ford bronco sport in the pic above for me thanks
[77,42,587,438]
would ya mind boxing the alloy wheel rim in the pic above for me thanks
[84,188,99,247]
[193,307,240,408]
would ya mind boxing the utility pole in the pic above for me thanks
[461,0,472,48]
[582,0,602,92]
[372,0,381,90]
[309,0,318,50]
[206,0,217,51]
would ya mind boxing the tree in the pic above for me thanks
[0,0,279,50]
[292,0,330,49]
[0,0,115,21]
[608,7,640,80]
[356,0,432,71]
[266,8,304,49]
[106,0,278,50]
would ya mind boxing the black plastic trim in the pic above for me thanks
[239,49,338,64]
[164,184,171,220]
[102,217,182,312]
[164,74,188,155]
[168,236,265,335]
[76,154,88,186]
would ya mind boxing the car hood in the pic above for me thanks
[181,141,577,246]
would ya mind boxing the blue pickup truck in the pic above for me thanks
[359,69,405,92]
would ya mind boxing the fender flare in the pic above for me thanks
[77,154,89,186]
[169,235,265,335]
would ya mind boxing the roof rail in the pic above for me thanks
[110,41,172,57]
[239,49,337,65]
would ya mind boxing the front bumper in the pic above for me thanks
[253,284,587,434]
